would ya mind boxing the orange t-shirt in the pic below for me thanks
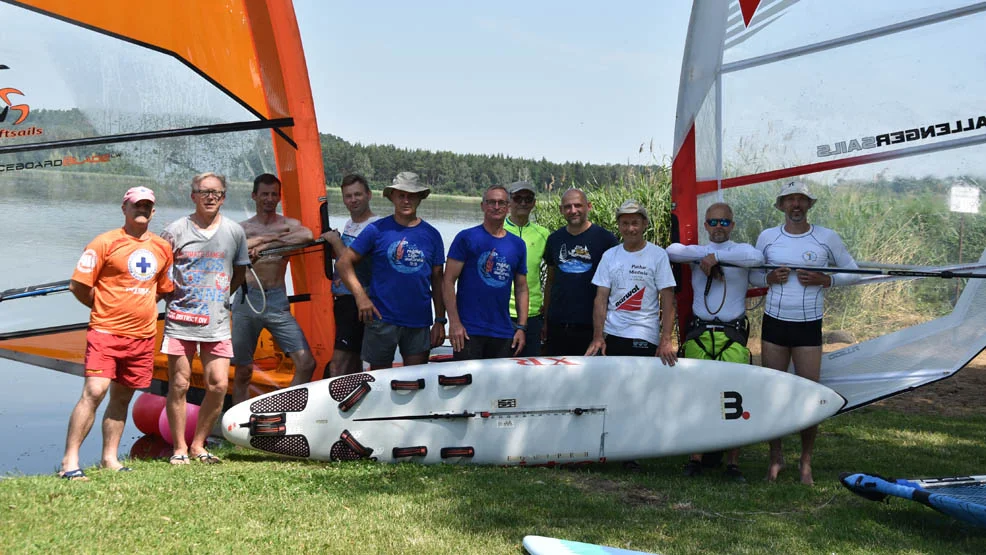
[71,228,174,338]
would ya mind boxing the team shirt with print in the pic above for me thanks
[543,224,619,325]
[331,216,379,296]
[348,215,445,328]
[71,228,174,338]
[448,225,527,339]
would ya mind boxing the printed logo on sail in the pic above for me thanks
[76,249,98,274]
[386,236,428,274]
[127,249,157,281]
[476,248,511,287]
[817,114,986,158]
[0,85,44,139]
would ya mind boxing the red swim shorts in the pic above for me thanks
[84,329,156,389]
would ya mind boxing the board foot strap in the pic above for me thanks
[248,413,287,437]
[438,374,472,386]
[392,446,428,458]
[391,379,425,391]
[440,446,475,459]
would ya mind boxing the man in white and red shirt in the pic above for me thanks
[585,199,677,365]
[59,186,173,480]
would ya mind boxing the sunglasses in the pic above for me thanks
[193,190,226,199]
[511,195,535,204]
[706,218,732,227]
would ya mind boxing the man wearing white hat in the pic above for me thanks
[753,180,859,485]
[336,171,447,369]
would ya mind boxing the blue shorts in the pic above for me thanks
[231,286,310,365]
[361,319,431,367]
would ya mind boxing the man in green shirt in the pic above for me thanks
[504,181,550,357]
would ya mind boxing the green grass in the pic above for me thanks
[2,408,985,554]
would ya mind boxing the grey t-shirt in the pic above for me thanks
[161,215,250,341]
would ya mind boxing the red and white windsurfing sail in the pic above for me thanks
[673,1,986,411]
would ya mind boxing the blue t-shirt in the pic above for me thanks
[544,223,619,325]
[448,225,527,339]
[349,215,445,328]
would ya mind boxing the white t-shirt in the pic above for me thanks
[753,224,859,322]
[666,240,764,322]
[591,242,677,344]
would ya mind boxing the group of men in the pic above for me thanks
[59,170,854,488]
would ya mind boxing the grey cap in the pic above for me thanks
[615,199,649,222]
[383,171,431,200]
[508,181,536,195]
[775,180,816,210]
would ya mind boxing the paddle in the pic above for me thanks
[0,279,71,302]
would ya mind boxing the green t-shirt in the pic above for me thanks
[504,217,550,318]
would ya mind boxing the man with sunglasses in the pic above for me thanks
[160,172,250,465]
[667,202,764,482]
[443,185,529,360]
[753,181,859,485]
[542,188,619,356]
[230,173,316,405]
[504,181,549,356]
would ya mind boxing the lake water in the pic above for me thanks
[0,193,482,476]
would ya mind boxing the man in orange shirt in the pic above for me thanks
[58,186,173,480]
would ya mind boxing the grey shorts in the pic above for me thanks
[231,286,310,365]
[361,319,431,366]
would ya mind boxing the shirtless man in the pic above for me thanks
[231,173,316,405]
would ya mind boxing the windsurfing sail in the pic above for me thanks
[673,1,986,411]
[0,0,334,398]
[841,472,986,527]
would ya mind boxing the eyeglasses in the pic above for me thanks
[511,195,535,204]
[193,190,226,199]
[706,218,732,227]
[484,199,509,207]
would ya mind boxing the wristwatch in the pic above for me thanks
[434,317,448,325]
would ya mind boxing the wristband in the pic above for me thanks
[513,322,528,331]
[434,317,448,324]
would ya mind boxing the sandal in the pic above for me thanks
[725,464,747,483]
[169,454,190,465]
[60,468,88,481]
[194,452,221,465]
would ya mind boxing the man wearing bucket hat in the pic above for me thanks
[336,171,446,369]
[59,186,174,480]
[585,199,677,364]
[667,202,764,482]
[753,180,860,485]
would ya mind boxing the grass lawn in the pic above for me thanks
[1,407,984,554]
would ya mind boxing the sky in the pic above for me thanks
[294,1,692,165]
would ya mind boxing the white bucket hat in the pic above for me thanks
[384,171,431,200]
[775,181,817,210]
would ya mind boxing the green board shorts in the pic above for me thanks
[681,330,750,363]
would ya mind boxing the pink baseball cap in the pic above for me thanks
[123,186,155,205]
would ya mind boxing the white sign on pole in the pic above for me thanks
[949,185,980,214]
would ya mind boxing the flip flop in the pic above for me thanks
[60,469,88,481]
[117,466,133,472]
[194,452,221,464]
[169,454,190,465]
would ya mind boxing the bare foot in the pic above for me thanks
[767,460,785,482]
[799,462,814,486]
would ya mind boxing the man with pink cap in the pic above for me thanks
[59,186,174,480]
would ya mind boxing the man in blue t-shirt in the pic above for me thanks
[336,172,447,369]
[542,188,619,356]
[444,185,529,360]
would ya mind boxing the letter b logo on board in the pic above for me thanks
[721,391,749,420]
